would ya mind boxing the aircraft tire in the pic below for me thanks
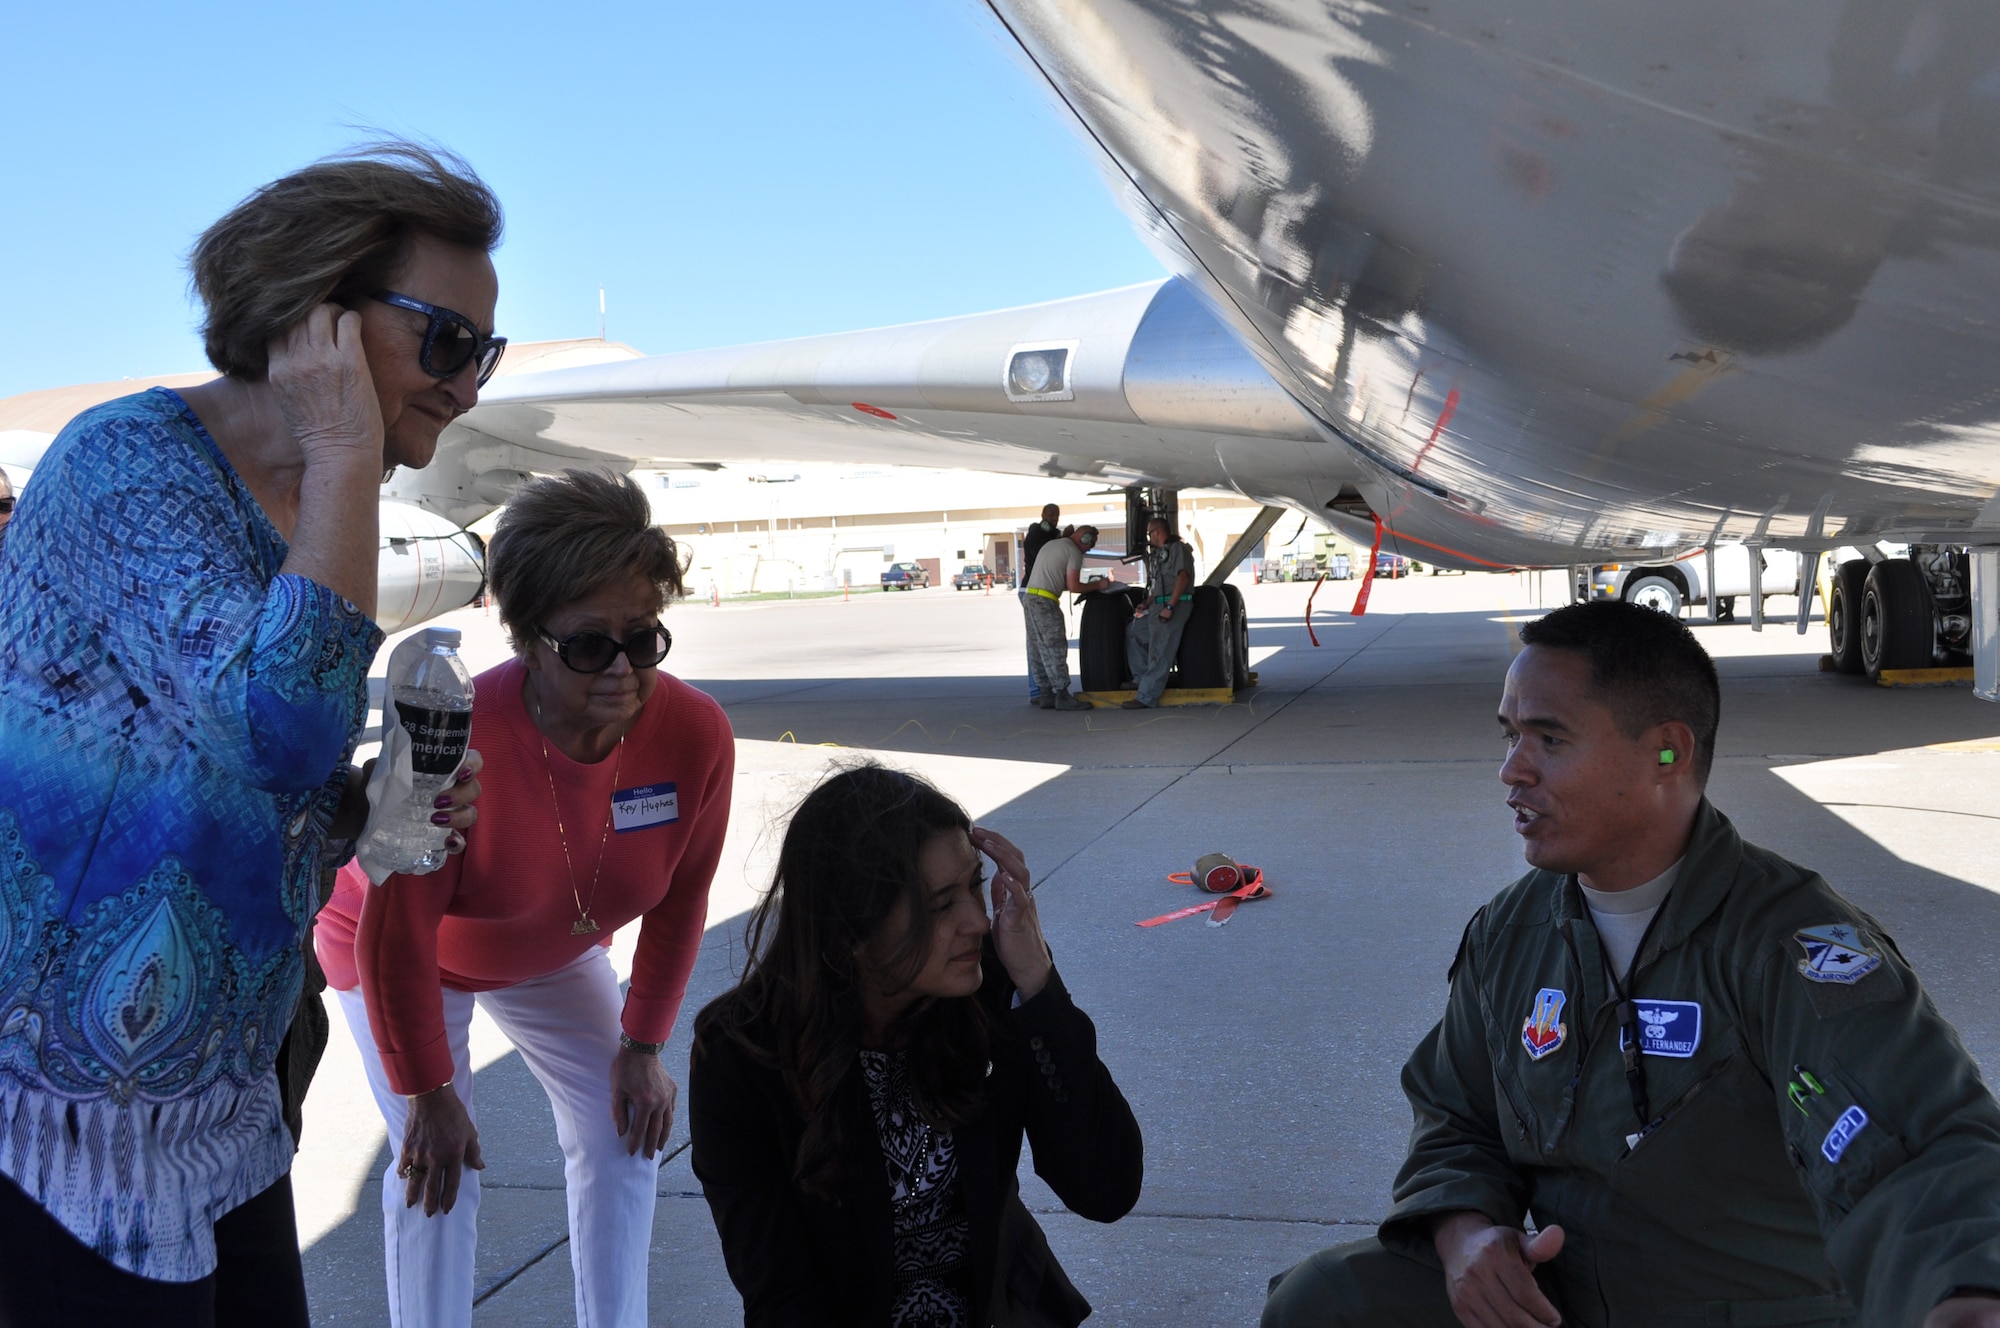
[1221,584,1251,683]
[1826,560,1870,675]
[1625,574,1684,617]
[1079,588,1142,693]
[1175,587,1236,691]
[1860,558,1934,679]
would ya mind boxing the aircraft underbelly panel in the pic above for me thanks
[996,0,2000,554]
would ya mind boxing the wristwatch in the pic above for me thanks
[619,1033,666,1056]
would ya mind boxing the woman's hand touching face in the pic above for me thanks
[971,826,1051,1001]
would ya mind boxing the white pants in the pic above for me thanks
[335,946,658,1328]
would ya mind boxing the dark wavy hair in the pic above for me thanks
[693,764,991,1197]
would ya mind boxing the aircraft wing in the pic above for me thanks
[396,277,1377,541]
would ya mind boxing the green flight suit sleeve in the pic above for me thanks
[1747,904,2000,1322]
[1377,910,1531,1258]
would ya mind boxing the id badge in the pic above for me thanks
[613,783,679,832]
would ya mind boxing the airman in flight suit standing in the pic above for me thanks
[1263,599,2000,1328]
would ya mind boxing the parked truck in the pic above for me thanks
[1590,543,1804,621]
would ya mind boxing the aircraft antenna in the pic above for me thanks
[598,286,606,342]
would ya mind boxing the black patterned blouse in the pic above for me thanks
[858,1049,973,1327]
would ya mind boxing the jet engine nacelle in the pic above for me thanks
[377,499,486,634]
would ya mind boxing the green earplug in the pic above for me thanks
[1660,749,1676,765]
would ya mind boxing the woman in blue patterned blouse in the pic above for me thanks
[0,143,499,1327]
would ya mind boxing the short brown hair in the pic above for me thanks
[190,141,503,379]
[486,469,686,653]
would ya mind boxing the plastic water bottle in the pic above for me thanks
[374,627,475,875]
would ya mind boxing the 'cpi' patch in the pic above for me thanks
[1822,1105,1869,1164]
[1522,988,1568,1061]
[1618,1000,1703,1058]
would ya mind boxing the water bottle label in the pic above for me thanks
[396,703,472,776]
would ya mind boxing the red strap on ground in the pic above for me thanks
[1350,515,1386,617]
[1304,573,1328,646]
[1138,866,1271,927]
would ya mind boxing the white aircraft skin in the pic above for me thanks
[983,0,2000,563]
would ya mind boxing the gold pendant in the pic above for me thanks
[572,916,600,936]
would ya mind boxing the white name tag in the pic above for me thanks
[612,783,679,832]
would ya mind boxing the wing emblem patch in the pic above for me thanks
[1522,987,1568,1061]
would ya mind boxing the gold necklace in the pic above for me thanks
[531,688,624,936]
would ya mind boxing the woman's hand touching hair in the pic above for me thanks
[267,302,384,466]
[971,826,1051,1001]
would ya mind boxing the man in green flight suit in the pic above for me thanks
[1121,515,1194,710]
[1263,599,2000,1328]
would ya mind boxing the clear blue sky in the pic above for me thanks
[0,0,1165,398]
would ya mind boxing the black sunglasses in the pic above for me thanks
[0,497,13,514]
[537,625,672,674]
[372,289,508,387]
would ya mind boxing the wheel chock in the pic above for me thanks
[1079,673,1259,708]
[1875,667,1975,688]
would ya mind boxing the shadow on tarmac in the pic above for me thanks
[304,605,2000,1326]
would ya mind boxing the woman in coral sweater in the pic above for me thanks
[316,469,734,1328]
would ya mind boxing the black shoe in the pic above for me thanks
[1120,699,1149,710]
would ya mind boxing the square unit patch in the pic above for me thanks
[1795,924,1882,985]
[1617,999,1702,1058]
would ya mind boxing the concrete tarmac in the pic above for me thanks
[298,574,2000,1326]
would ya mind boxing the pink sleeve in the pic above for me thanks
[355,851,464,1095]
[622,702,735,1045]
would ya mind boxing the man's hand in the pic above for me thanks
[1158,605,1174,621]
[1433,1211,1564,1328]
[1925,1296,2000,1328]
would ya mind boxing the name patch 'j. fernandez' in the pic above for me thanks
[1617,1000,1703,1058]
[613,783,679,832]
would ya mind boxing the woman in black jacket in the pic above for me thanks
[690,764,1143,1327]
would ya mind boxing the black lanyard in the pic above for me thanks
[1593,893,1671,1136]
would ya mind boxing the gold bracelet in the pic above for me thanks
[406,1078,454,1100]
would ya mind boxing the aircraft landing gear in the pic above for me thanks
[1832,545,1973,681]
